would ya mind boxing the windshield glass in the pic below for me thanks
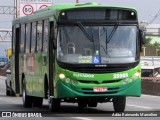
[57,25,138,64]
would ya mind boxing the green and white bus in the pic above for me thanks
[11,2,144,112]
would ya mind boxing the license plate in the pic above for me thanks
[93,87,107,92]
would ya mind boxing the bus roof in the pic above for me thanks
[12,2,137,25]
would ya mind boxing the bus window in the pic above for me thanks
[31,22,37,53]
[43,20,48,53]
[37,21,43,52]
[25,23,31,53]
[20,24,25,53]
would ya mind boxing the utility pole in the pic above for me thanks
[15,0,19,18]
[14,0,16,18]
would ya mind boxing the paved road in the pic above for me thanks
[0,76,160,120]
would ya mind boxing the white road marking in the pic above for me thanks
[127,104,152,109]
[141,94,160,99]
[71,117,93,120]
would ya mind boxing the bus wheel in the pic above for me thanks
[33,97,43,107]
[22,80,33,108]
[49,98,60,112]
[113,97,126,112]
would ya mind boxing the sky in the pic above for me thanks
[0,0,160,56]
[0,0,160,28]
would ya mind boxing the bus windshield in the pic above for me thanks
[57,25,138,64]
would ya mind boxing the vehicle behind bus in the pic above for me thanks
[0,56,9,68]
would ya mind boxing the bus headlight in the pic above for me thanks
[135,72,140,78]
[134,69,141,78]
[59,73,65,79]
[65,78,70,83]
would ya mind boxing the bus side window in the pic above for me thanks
[31,22,37,53]
[37,21,43,52]
[20,24,25,53]
[43,20,49,53]
[25,23,31,53]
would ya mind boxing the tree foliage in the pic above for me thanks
[144,37,160,56]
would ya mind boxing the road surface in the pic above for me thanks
[0,76,160,120]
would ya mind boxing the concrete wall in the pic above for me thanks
[142,77,160,96]
[0,64,10,76]
[0,68,6,76]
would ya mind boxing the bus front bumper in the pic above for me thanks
[56,79,141,98]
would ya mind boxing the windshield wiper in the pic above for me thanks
[106,22,120,43]
[76,22,94,42]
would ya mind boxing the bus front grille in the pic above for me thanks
[79,79,122,84]
[71,68,129,73]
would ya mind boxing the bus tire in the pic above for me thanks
[113,97,126,112]
[33,97,43,107]
[49,98,60,112]
[22,80,33,108]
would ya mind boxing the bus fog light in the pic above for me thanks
[73,80,78,85]
[123,79,128,84]
[59,73,65,79]
[65,78,70,83]
[130,77,134,82]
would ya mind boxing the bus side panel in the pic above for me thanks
[25,53,44,97]
[19,53,24,95]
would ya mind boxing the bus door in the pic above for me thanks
[12,25,20,95]
[48,21,55,98]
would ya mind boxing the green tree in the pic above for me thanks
[144,37,152,46]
